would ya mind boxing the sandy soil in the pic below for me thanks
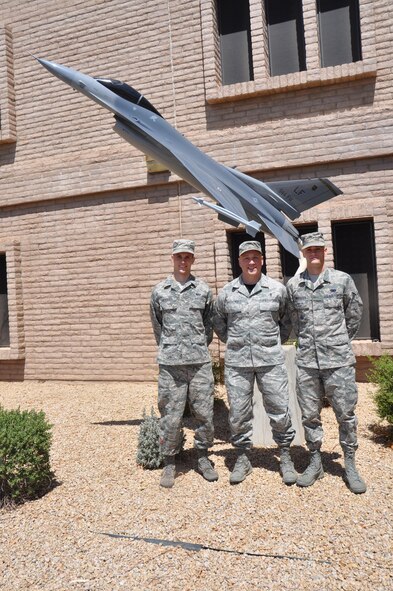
[0,380,392,591]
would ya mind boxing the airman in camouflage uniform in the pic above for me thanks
[286,232,366,493]
[150,239,218,488]
[213,241,297,485]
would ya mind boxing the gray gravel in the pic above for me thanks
[0,380,392,591]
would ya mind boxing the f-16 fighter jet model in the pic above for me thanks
[34,57,342,257]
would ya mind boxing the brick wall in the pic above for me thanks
[0,0,392,380]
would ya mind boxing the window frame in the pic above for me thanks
[0,253,9,347]
[201,0,376,104]
[317,0,362,68]
[264,0,306,77]
[216,0,254,85]
[0,241,25,360]
[331,218,380,341]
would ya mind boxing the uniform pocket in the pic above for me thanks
[293,296,310,310]
[259,300,280,324]
[226,301,246,313]
[161,301,178,312]
[259,301,279,312]
[189,293,206,310]
[189,296,207,310]
[324,297,342,309]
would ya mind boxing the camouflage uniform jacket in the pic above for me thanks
[150,274,213,366]
[286,268,363,369]
[213,274,290,368]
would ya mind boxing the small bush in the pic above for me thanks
[136,408,187,468]
[0,407,55,508]
[367,355,393,425]
[136,408,163,469]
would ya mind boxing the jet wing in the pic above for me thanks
[227,168,342,221]
[266,179,343,220]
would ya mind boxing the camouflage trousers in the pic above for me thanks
[158,363,215,456]
[296,365,358,452]
[225,364,295,449]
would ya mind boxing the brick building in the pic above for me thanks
[0,0,391,381]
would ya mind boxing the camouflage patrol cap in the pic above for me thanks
[172,239,195,255]
[300,232,326,250]
[239,240,263,256]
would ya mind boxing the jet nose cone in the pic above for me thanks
[34,56,64,74]
[33,56,83,90]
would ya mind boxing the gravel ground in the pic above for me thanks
[0,380,392,591]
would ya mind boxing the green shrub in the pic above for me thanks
[0,407,55,508]
[136,408,163,469]
[367,355,393,425]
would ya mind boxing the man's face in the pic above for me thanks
[238,250,263,283]
[172,252,195,278]
[302,245,326,269]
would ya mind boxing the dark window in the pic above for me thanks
[0,254,9,347]
[228,231,266,279]
[216,0,254,85]
[280,223,318,283]
[332,220,379,340]
[317,0,362,67]
[265,0,306,76]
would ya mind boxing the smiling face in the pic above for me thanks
[238,250,263,284]
[172,251,195,282]
[302,245,326,274]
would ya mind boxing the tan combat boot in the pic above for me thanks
[279,447,298,485]
[160,456,176,488]
[229,451,252,484]
[343,449,367,494]
[197,449,219,482]
[297,450,324,487]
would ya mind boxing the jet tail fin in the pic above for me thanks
[228,167,342,221]
[266,178,342,220]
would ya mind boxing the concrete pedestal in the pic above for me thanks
[252,345,304,446]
